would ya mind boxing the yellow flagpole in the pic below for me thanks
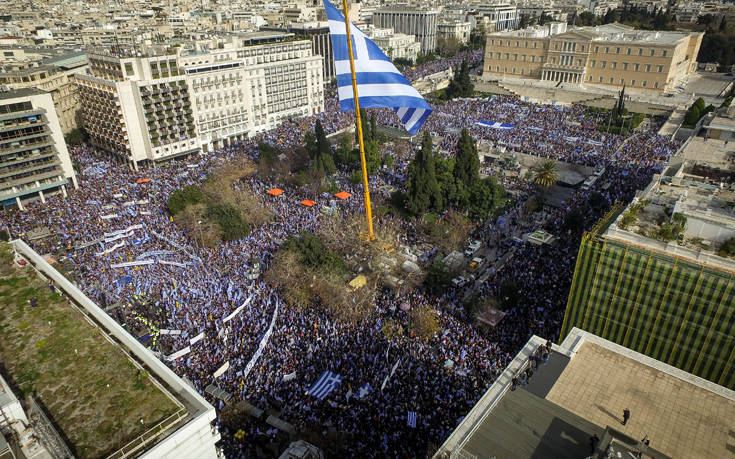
[341,0,375,241]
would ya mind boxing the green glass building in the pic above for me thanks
[561,232,735,390]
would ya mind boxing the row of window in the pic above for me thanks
[587,75,660,88]
[488,65,662,88]
[590,61,665,72]
[490,38,670,57]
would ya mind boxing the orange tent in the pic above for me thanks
[300,199,317,207]
[136,178,151,184]
[267,188,285,196]
[334,191,351,200]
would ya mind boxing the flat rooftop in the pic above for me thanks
[0,244,183,458]
[547,339,735,459]
[436,329,735,459]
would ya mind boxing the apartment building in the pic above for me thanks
[75,40,324,167]
[373,7,440,54]
[477,3,519,32]
[437,21,472,45]
[0,88,77,210]
[0,65,80,133]
[483,23,703,92]
[365,26,422,62]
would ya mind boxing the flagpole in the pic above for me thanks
[341,0,375,242]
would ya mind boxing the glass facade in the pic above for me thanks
[561,234,735,389]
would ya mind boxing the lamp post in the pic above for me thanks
[197,220,203,247]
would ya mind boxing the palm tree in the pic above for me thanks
[533,159,559,187]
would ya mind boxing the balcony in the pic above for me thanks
[0,139,54,157]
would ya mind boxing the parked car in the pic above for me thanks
[464,240,481,257]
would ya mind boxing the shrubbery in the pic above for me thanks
[206,203,250,241]
[167,186,204,215]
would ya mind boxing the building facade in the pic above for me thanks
[373,7,439,54]
[0,66,80,133]
[365,26,422,63]
[76,40,324,167]
[263,22,336,82]
[0,88,77,210]
[483,23,703,92]
[561,144,735,390]
[477,4,519,31]
[437,21,472,45]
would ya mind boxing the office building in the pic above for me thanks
[483,23,703,93]
[0,88,77,210]
[477,3,519,31]
[373,7,440,54]
[561,137,735,390]
[75,38,324,167]
[365,26,422,63]
[437,21,472,45]
[436,328,735,458]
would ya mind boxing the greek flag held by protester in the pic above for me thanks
[323,0,432,135]
[357,383,372,399]
[407,411,417,428]
[307,371,342,400]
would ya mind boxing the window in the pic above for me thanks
[601,61,606,68]
[638,48,643,55]
[498,40,503,46]
[626,48,631,55]
[634,63,639,71]
[595,46,599,52]
[620,78,625,85]
[631,80,635,86]
[654,82,659,88]
[513,54,518,61]
[589,75,592,81]
[496,52,501,58]
[609,77,614,83]
[555,43,559,50]
[658,65,663,72]
[581,45,585,51]
[490,39,494,45]
[533,42,537,48]
[496,66,500,71]
[605,46,609,53]
[591,60,596,67]
[650,49,655,56]
[525,41,528,47]
[552,57,556,64]
[531,56,535,62]
[611,62,617,69]
[662,50,667,57]
[646,64,651,72]
[623,62,628,70]
[616,47,620,54]
[599,76,603,82]
[642,80,647,87]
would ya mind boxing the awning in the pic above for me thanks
[300,199,316,207]
[267,188,285,196]
[334,191,351,200]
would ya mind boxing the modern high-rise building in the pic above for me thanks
[373,7,439,54]
[482,23,703,92]
[0,88,77,210]
[561,138,735,390]
[75,37,324,168]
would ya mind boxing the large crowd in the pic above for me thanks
[0,53,682,458]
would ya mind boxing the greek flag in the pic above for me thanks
[324,0,432,135]
[307,371,342,400]
[407,411,417,428]
[357,383,372,400]
[475,121,515,130]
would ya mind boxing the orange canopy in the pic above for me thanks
[267,188,285,196]
[136,178,151,184]
[334,191,351,200]
[300,199,317,207]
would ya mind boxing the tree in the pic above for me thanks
[519,14,530,29]
[335,134,354,167]
[206,203,250,241]
[424,256,451,294]
[469,23,486,49]
[304,130,317,159]
[467,177,504,221]
[453,129,480,188]
[406,132,443,215]
[533,160,559,187]
[435,157,458,205]
[438,35,461,56]
[315,120,330,157]
[64,127,87,145]
[364,139,380,174]
[167,185,204,215]
[445,61,474,99]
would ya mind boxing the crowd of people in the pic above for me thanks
[1,53,683,458]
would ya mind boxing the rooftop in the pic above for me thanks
[436,328,735,459]
[0,87,48,100]
[605,137,735,264]
[0,242,183,458]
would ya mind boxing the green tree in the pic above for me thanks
[258,142,278,164]
[467,177,504,221]
[383,154,394,170]
[453,129,480,188]
[335,134,354,167]
[64,127,87,145]
[406,132,443,215]
[436,156,458,205]
[424,256,451,294]
[315,119,330,157]
[167,185,204,215]
[206,203,250,241]
[533,160,559,187]
[364,139,381,174]
[304,130,317,159]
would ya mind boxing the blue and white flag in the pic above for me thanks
[307,371,342,400]
[324,0,431,135]
[475,120,515,130]
[357,383,372,400]
[407,411,417,428]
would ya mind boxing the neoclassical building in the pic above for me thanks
[483,22,703,92]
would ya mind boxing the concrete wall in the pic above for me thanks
[11,239,221,459]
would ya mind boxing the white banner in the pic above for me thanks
[158,260,189,268]
[150,230,202,263]
[140,211,152,216]
[122,201,136,207]
[190,332,205,345]
[137,250,174,259]
[137,199,150,205]
[213,361,230,378]
[282,372,297,382]
[241,297,280,380]
[159,329,182,336]
[95,241,127,257]
[110,259,155,268]
[166,346,191,361]
[381,358,401,391]
[100,214,119,220]
[104,224,143,238]
[223,296,252,323]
